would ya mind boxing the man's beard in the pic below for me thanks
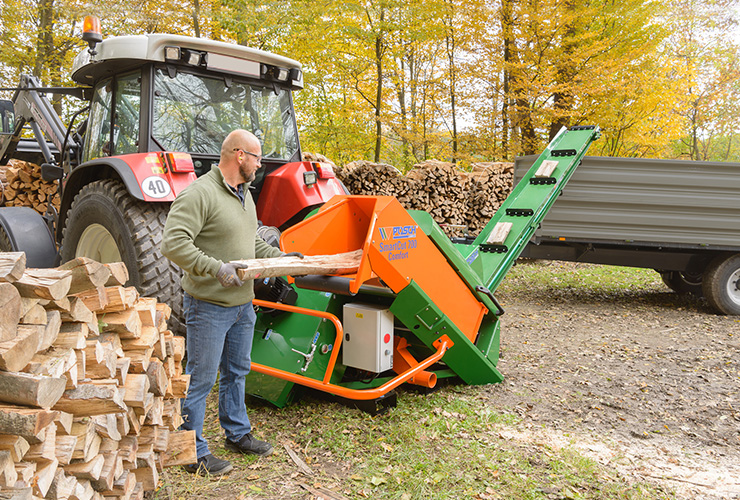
[239,162,256,183]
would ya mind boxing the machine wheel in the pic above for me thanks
[0,225,12,252]
[60,179,185,332]
[660,270,704,296]
[702,253,740,315]
[0,206,57,267]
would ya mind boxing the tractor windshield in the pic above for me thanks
[152,68,299,160]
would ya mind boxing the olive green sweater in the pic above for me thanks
[161,166,282,307]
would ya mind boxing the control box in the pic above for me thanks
[342,303,394,373]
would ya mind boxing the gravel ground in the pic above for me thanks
[489,261,740,499]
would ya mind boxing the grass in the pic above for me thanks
[153,262,678,499]
[499,260,665,298]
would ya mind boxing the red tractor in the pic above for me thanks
[0,18,346,331]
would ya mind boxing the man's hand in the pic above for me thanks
[282,252,304,259]
[217,262,248,287]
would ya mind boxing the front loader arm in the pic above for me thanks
[0,74,84,167]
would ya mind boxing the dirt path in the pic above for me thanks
[489,265,740,499]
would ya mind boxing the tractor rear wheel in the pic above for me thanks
[60,179,184,332]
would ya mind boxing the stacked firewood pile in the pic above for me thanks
[335,160,515,236]
[0,253,194,499]
[0,160,60,215]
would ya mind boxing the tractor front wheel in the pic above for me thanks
[60,179,184,332]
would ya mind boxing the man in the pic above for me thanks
[161,129,302,475]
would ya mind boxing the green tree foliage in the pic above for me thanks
[1,0,738,164]
[663,0,740,161]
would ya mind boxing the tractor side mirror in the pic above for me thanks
[0,100,14,135]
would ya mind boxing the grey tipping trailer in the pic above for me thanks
[514,155,740,315]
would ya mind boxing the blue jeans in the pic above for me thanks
[181,293,256,458]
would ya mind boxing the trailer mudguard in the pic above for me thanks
[0,207,57,267]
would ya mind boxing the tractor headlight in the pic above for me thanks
[164,46,181,62]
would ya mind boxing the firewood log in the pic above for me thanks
[235,250,362,280]
[0,253,25,283]
[0,283,21,343]
[0,372,66,409]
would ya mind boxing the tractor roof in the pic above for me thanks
[71,33,303,89]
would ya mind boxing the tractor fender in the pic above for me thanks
[0,206,57,267]
[59,153,196,239]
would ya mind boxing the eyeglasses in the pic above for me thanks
[233,148,262,162]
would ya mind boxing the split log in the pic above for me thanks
[0,283,21,343]
[0,372,66,408]
[20,303,47,325]
[99,308,142,339]
[134,297,157,327]
[25,423,55,461]
[70,288,108,313]
[53,384,126,416]
[54,412,73,437]
[61,297,94,323]
[14,269,72,301]
[46,469,76,500]
[0,450,17,487]
[70,478,94,500]
[0,406,58,443]
[0,487,33,500]
[160,430,196,467]
[92,414,121,441]
[23,347,76,379]
[0,325,41,372]
[103,262,128,287]
[39,310,62,351]
[100,287,138,313]
[57,258,111,295]
[54,322,88,349]
[235,250,362,280]
[132,462,158,491]
[0,252,25,283]
[14,462,36,484]
[91,452,117,492]
[64,454,104,481]
[0,434,29,462]
[145,360,167,397]
[70,419,101,463]
[102,469,136,498]
[121,326,159,352]
[54,434,77,465]
[123,374,150,408]
[169,375,189,398]
[32,458,59,497]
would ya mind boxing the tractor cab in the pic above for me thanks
[69,33,312,220]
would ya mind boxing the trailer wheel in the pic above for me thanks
[659,271,704,296]
[702,254,740,315]
[61,179,185,332]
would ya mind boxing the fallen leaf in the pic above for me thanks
[370,476,386,486]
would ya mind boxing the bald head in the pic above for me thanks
[221,129,260,158]
[219,129,262,187]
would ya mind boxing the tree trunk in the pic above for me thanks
[192,0,201,37]
[373,12,384,163]
[444,0,458,164]
[548,0,577,141]
[501,0,514,159]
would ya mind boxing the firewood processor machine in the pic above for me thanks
[247,125,601,412]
